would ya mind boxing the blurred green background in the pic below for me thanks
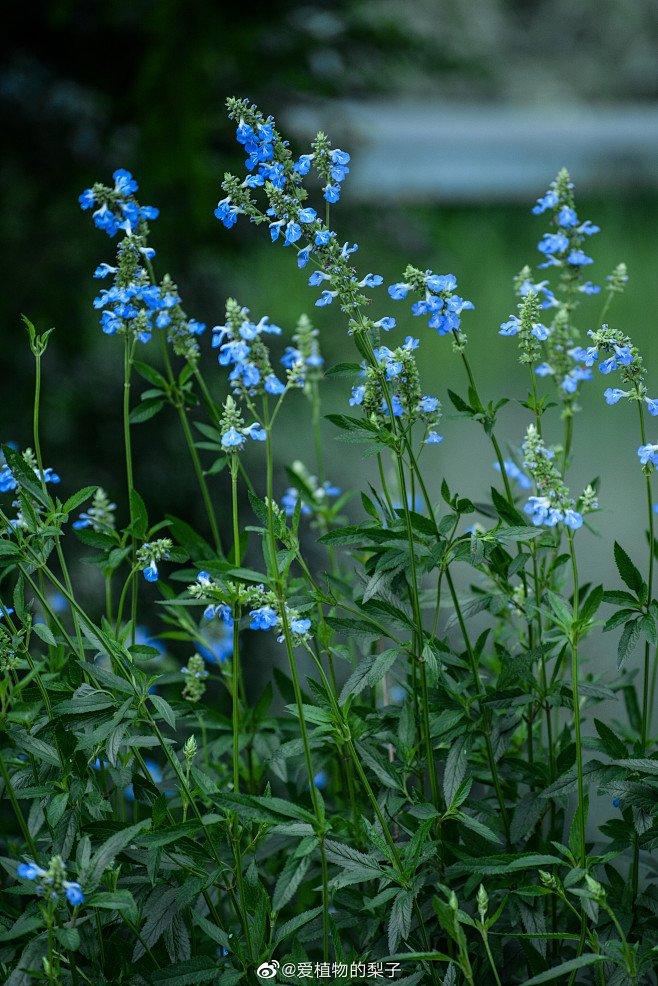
[2,0,658,682]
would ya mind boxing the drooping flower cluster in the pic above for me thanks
[17,855,84,906]
[137,539,172,583]
[499,170,629,415]
[573,324,649,404]
[387,268,474,351]
[81,171,206,357]
[521,425,597,529]
[219,395,267,452]
[349,337,443,441]
[79,169,159,238]
[189,572,311,646]
[212,299,288,397]
[216,100,397,334]
[248,585,312,645]
[73,487,116,532]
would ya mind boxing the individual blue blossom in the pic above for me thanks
[282,489,312,517]
[249,606,279,631]
[18,862,46,881]
[570,346,598,366]
[349,385,365,406]
[499,314,548,342]
[538,232,570,256]
[638,444,658,466]
[534,362,553,376]
[557,206,578,227]
[358,273,384,288]
[567,249,593,266]
[264,374,286,395]
[519,277,557,309]
[494,459,532,489]
[561,365,592,393]
[315,289,338,307]
[196,625,233,664]
[579,281,600,294]
[426,432,443,444]
[604,388,627,405]
[532,189,559,214]
[388,282,410,300]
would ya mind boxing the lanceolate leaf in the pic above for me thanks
[618,618,642,670]
[613,541,645,596]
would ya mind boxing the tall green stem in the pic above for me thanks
[123,334,138,644]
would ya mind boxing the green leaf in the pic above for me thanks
[274,905,323,946]
[447,389,473,414]
[129,489,149,538]
[1,444,52,509]
[151,957,220,985]
[149,693,177,730]
[324,361,363,378]
[443,733,471,807]
[318,525,372,546]
[546,590,573,629]
[84,819,151,891]
[457,811,502,845]
[339,652,390,705]
[133,360,168,388]
[388,889,414,953]
[272,853,310,912]
[593,718,628,759]
[19,735,61,767]
[55,926,80,951]
[62,486,97,515]
[130,398,166,424]
[614,541,644,596]
[132,884,180,961]
[611,757,658,774]
[519,954,605,985]
[46,792,69,828]
[31,622,58,646]
[88,889,138,924]
[578,584,603,624]
[449,853,562,878]
[325,615,387,643]
[618,619,642,670]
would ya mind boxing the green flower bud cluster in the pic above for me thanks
[182,654,209,703]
